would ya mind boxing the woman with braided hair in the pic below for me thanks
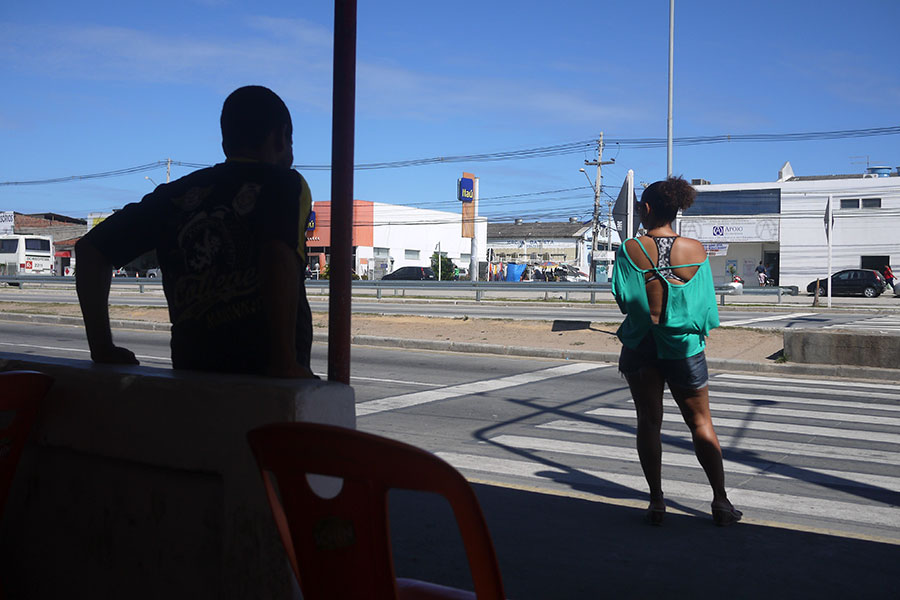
[612,176,742,526]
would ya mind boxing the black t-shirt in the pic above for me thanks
[83,161,313,374]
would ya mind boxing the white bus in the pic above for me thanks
[0,235,55,275]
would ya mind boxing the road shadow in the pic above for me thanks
[389,484,899,599]
[550,320,618,336]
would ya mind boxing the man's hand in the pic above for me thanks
[91,344,140,365]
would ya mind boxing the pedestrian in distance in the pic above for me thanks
[76,85,315,378]
[884,264,895,290]
[755,261,766,286]
[611,176,742,526]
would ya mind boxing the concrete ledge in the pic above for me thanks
[784,328,900,370]
[0,352,355,599]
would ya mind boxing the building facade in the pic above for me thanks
[682,163,900,287]
[486,220,593,269]
[307,200,487,279]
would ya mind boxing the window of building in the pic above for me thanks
[862,198,882,209]
[373,247,390,258]
[683,189,781,216]
[460,253,471,262]
[840,199,860,209]
[530,253,538,259]
[404,249,419,260]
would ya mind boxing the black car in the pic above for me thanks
[381,266,436,281]
[806,269,886,298]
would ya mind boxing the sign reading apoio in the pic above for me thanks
[680,218,778,242]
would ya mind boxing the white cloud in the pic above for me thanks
[1,18,646,127]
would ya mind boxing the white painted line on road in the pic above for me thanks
[437,451,899,528]
[538,419,900,466]
[313,372,449,388]
[0,340,170,362]
[657,396,900,426]
[0,341,170,363]
[490,434,900,491]
[356,363,608,416]
[715,373,898,390]
[719,312,816,327]
[584,407,900,444]
[702,390,900,413]
[709,382,900,403]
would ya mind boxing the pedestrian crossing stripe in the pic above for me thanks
[715,373,898,389]
[584,407,900,444]
[488,434,900,492]
[700,389,900,412]
[436,451,899,529]
[825,315,900,331]
[658,398,900,426]
[708,381,900,404]
[537,419,900,466]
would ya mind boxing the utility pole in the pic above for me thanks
[166,157,171,183]
[584,133,615,281]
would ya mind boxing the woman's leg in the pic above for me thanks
[625,368,666,509]
[670,384,740,522]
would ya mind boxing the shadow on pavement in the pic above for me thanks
[390,484,898,599]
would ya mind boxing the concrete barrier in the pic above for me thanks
[0,353,355,599]
[783,329,900,370]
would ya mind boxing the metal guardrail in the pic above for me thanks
[1,275,795,304]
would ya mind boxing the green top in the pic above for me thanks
[611,237,720,359]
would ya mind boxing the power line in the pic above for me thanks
[3,125,898,186]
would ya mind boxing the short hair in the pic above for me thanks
[641,176,696,223]
[220,86,292,157]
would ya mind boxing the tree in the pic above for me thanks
[430,252,455,281]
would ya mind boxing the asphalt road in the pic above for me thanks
[2,288,900,330]
[2,319,897,547]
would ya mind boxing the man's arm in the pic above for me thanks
[75,238,139,365]
[259,238,314,378]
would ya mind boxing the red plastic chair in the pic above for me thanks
[0,371,53,517]
[247,423,506,600]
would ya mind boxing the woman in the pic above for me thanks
[611,177,742,526]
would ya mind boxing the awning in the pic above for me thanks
[54,251,71,257]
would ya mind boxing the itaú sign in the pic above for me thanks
[680,218,778,242]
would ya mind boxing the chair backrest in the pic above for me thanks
[0,371,53,517]
[247,422,505,600]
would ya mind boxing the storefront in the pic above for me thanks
[683,164,900,288]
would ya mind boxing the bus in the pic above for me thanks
[0,235,55,275]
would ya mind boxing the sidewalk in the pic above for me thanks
[388,483,898,598]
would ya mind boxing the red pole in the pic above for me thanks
[328,0,357,384]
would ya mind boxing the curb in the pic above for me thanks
[3,311,897,380]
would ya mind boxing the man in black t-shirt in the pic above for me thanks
[76,86,314,378]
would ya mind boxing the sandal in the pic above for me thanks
[711,504,743,526]
[645,506,666,526]
[645,494,666,526]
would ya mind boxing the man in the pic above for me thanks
[755,261,766,286]
[76,86,314,378]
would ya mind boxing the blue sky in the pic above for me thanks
[1,0,899,224]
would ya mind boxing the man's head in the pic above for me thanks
[220,86,293,167]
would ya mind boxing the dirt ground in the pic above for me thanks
[0,301,784,363]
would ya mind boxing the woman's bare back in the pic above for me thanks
[624,236,707,324]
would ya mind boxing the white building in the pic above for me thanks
[681,163,900,287]
[306,200,487,279]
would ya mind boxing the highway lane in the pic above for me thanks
[1,288,898,329]
[2,319,898,544]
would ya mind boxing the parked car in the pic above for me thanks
[806,269,886,298]
[112,267,138,277]
[381,266,436,281]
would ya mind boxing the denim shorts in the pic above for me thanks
[618,333,709,390]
